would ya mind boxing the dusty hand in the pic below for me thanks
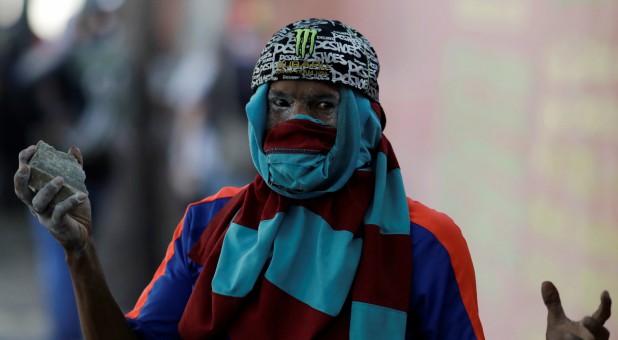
[14,145,93,253]
[543,281,612,340]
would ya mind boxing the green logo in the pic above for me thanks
[294,28,317,58]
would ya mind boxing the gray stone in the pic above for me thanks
[28,141,88,204]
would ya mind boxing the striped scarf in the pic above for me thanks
[178,86,411,339]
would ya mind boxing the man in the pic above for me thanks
[14,18,611,339]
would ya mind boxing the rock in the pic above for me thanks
[28,141,88,204]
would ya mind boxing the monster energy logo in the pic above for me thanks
[294,28,317,58]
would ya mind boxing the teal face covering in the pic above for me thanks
[246,84,382,199]
[262,117,337,194]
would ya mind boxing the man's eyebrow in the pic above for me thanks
[268,90,290,98]
[267,89,340,101]
[308,93,339,101]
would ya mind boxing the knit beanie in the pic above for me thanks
[250,18,381,104]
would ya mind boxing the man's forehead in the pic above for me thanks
[269,80,340,93]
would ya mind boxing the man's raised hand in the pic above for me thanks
[543,281,611,340]
[14,145,92,254]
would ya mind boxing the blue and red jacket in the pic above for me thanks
[125,187,485,339]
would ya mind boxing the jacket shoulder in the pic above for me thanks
[407,198,462,237]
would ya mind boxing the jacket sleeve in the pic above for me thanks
[124,188,238,339]
[124,208,196,339]
[406,199,485,340]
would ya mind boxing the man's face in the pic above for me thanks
[266,80,340,131]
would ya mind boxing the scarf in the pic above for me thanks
[178,85,411,339]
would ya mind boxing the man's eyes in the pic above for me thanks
[317,101,335,110]
[272,99,290,107]
[269,98,337,110]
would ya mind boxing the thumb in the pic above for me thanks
[542,281,567,325]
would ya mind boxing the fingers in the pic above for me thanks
[582,317,610,340]
[49,192,87,233]
[585,291,612,340]
[32,177,64,213]
[18,145,36,166]
[591,291,612,324]
[15,145,37,205]
[542,281,567,325]
[68,146,83,167]
[14,164,34,205]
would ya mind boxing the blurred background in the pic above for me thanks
[0,0,616,339]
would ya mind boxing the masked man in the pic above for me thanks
[15,18,610,339]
